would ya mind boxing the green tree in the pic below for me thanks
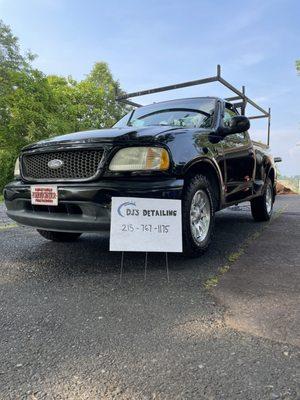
[46,62,129,134]
[0,19,34,71]
[0,19,41,190]
[0,19,128,191]
[296,60,300,74]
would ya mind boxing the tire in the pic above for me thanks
[182,174,216,257]
[37,230,82,242]
[251,178,273,222]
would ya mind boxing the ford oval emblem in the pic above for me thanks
[48,159,64,169]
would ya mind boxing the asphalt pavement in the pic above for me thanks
[214,195,299,347]
[0,196,299,400]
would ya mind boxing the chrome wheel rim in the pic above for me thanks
[190,190,211,244]
[265,185,272,214]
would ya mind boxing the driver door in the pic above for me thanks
[222,107,255,203]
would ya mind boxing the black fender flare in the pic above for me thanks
[183,156,225,210]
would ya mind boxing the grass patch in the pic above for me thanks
[204,265,230,289]
[204,276,220,289]
[0,195,4,203]
[219,265,230,274]
[227,249,244,263]
[0,222,18,231]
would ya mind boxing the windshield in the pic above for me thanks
[114,98,215,129]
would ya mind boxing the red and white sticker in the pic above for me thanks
[30,185,58,206]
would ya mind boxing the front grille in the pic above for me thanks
[22,149,104,181]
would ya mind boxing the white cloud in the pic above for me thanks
[253,96,269,103]
[223,3,268,35]
[237,53,266,67]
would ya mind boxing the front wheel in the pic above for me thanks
[182,174,215,257]
[251,178,274,221]
[37,230,82,242]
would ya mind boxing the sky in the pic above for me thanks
[1,0,299,176]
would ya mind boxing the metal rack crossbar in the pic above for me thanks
[117,65,271,145]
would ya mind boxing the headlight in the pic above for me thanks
[14,157,20,177]
[109,147,170,171]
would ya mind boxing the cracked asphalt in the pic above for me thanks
[0,195,299,400]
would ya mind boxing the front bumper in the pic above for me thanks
[4,178,184,233]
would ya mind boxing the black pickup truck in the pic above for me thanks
[4,94,277,256]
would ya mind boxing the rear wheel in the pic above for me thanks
[37,230,82,242]
[182,174,215,257]
[251,178,273,221]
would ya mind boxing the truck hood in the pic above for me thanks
[22,126,186,151]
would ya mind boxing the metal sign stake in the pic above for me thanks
[144,252,148,281]
[166,252,169,283]
[119,251,124,284]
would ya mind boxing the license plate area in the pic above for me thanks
[30,185,58,206]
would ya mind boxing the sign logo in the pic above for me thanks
[48,159,64,169]
[117,201,136,217]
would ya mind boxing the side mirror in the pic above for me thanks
[221,115,250,137]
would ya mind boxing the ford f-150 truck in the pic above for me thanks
[3,68,278,256]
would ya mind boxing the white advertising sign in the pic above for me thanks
[110,197,182,253]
